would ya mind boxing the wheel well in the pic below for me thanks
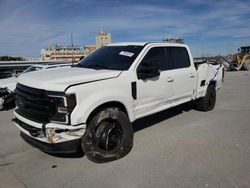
[86,101,128,125]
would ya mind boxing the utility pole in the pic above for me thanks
[202,39,205,61]
[71,33,74,64]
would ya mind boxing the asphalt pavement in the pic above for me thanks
[0,71,250,188]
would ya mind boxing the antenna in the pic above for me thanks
[202,39,205,61]
[71,33,74,64]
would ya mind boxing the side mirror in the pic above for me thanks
[137,60,160,80]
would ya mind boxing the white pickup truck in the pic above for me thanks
[13,42,224,163]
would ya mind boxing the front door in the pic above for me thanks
[134,47,174,119]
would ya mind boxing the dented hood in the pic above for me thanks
[17,67,121,92]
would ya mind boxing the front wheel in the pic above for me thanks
[82,107,134,163]
[195,85,216,111]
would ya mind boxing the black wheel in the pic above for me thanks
[82,107,134,163]
[195,85,216,111]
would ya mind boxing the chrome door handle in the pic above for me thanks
[167,77,174,82]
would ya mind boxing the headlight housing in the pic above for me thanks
[47,93,77,125]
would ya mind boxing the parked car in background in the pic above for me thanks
[0,72,12,79]
[0,63,72,110]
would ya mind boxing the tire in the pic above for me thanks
[195,85,216,111]
[243,60,250,71]
[82,107,134,163]
[0,97,4,111]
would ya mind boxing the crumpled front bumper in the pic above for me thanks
[13,110,86,153]
[20,132,82,154]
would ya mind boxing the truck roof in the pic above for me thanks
[107,42,186,47]
[107,42,148,46]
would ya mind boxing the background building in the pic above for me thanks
[40,44,85,61]
[40,31,112,61]
[95,31,112,48]
[83,44,96,56]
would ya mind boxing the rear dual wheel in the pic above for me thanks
[81,107,134,163]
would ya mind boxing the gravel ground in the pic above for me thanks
[0,71,250,188]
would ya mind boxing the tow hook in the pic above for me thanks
[46,128,56,144]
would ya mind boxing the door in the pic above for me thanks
[167,47,196,105]
[134,47,174,118]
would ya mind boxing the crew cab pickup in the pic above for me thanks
[13,42,224,163]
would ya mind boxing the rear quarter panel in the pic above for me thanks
[196,63,223,99]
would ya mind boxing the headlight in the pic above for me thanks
[57,94,76,113]
[47,93,77,125]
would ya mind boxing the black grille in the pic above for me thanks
[15,83,56,123]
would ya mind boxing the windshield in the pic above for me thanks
[23,66,43,73]
[78,45,144,70]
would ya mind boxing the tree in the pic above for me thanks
[0,56,26,61]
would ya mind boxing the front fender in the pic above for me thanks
[70,91,134,125]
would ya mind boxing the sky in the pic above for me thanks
[0,0,250,58]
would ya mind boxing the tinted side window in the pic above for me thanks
[139,47,171,71]
[169,47,190,69]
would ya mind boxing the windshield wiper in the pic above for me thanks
[87,64,109,70]
[71,63,82,67]
[74,63,109,70]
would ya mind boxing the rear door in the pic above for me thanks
[167,47,196,105]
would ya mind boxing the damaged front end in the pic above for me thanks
[0,87,16,110]
[13,83,86,153]
[13,112,86,153]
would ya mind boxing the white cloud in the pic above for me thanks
[0,0,250,57]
